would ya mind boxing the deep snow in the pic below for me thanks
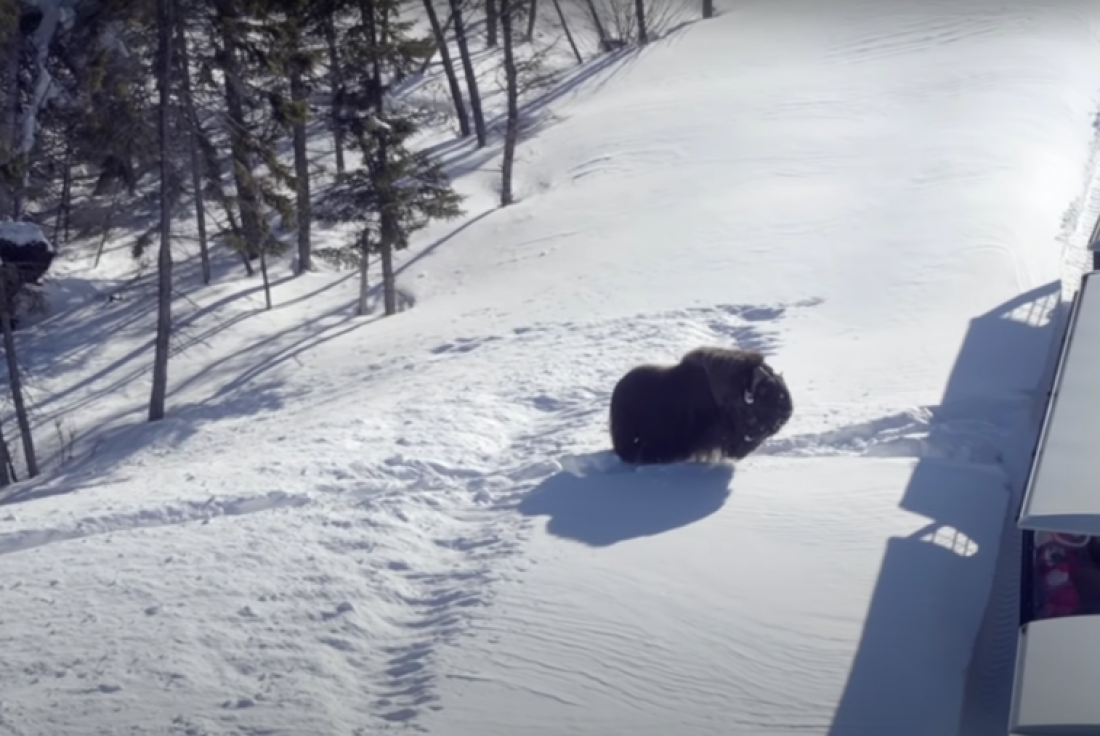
[2,1,1100,735]
[0,221,53,249]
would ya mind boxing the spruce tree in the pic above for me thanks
[259,0,321,274]
[318,0,464,316]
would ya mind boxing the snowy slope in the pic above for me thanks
[3,1,1100,735]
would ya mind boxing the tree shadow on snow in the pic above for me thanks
[0,378,294,507]
[409,45,642,187]
[518,456,733,547]
[827,279,1066,736]
[395,209,495,280]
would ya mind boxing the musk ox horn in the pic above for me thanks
[745,365,770,404]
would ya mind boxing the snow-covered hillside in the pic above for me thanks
[3,1,1100,735]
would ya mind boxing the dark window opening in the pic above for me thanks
[1028,531,1100,623]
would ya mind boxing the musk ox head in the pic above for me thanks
[735,360,793,454]
[609,346,793,465]
[678,346,793,460]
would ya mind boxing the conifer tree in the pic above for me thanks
[201,0,296,304]
[211,0,267,270]
[318,0,464,316]
[262,0,321,274]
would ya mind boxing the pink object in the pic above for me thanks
[1036,539,1082,619]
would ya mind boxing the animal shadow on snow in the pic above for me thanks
[518,458,734,547]
[828,280,1065,736]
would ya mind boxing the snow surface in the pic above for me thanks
[0,220,53,250]
[3,1,1100,735]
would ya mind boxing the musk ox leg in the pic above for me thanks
[609,359,720,465]
[719,427,767,461]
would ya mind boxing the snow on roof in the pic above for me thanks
[0,221,55,252]
[1019,272,1100,535]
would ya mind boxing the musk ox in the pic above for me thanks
[0,221,55,327]
[0,221,55,288]
[608,346,793,465]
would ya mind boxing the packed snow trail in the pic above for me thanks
[2,0,1100,735]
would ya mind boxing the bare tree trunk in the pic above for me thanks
[449,0,487,147]
[290,61,312,273]
[525,0,537,41]
[260,246,272,309]
[177,23,210,284]
[213,0,263,263]
[423,0,470,137]
[0,421,13,488]
[380,0,391,43]
[0,272,36,477]
[178,30,208,272]
[238,245,253,274]
[363,0,383,105]
[191,114,251,274]
[10,170,21,220]
[702,0,714,19]
[4,424,15,483]
[551,0,583,64]
[62,162,73,244]
[149,0,175,423]
[0,21,20,220]
[500,0,519,206]
[634,0,647,44]
[323,13,346,176]
[417,5,458,75]
[357,237,370,316]
[584,0,609,50]
[52,141,73,246]
[379,215,396,316]
[93,191,121,268]
[485,0,498,46]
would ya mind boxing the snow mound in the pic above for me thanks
[0,220,54,251]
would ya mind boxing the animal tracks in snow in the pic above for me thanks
[271,299,816,725]
[0,490,310,557]
[0,299,818,732]
[822,13,1007,67]
[757,395,1032,468]
[429,335,503,355]
[424,297,820,366]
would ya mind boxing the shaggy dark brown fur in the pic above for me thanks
[0,229,55,328]
[0,235,54,287]
[609,346,793,465]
